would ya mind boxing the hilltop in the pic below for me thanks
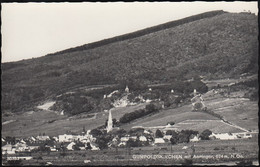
[1,11,258,114]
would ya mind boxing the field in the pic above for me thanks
[2,102,148,137]
[121,104,219,131]
[4,91,256,137]
[11,137,258,166]
[175,120,244,133]
[205,97,258,131]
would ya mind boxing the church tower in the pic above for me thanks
[106,110,113,132]
[125,85,129,93]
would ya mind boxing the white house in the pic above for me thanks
[130,136,137,141]
[118,142,126,147]
[53,137,58,142]
[36,135,50,141]
[90,143,99,150]
[144,130,151,134]
[2,144,16,154]
[58,134,73,142]
[233,132,252,139]
[30,137,36,142]
[209,133,237,140]
[182,146,188,150]
[14,143,29,152]
[154,138,165,144]
[121,137,130,142]
[67,142,76,151]
[163,135,172,140]
[139,136,147,142]
[190,135,200,142]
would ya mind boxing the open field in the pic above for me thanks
[2,103,148,137]
[10,137,258,166]
[175,120,244,133]
[205,97,258,132]
[121,104,219,131]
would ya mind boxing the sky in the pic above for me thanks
[1,2,258,63]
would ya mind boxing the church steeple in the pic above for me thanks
[125,85,129,93]
[106,110,113,132]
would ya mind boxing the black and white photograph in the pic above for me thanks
[1,1,258,166]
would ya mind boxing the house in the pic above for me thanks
[53,136,58,142]
[14,142,29,152]
[2,144,16,154]
[234,132,252,139]
[190,135,200,142]
[30,137,36,142]
[163,135,172,141]
[139,136,147,142]
[27,145,39,151]
[130,136,137,141]
[121,136,130,142]
[182,146,188,150]
[209,133,237,140]
[112,137,119,142]
[144,130,151,134]
[118,142,126,147]
[90,143,99,150]
[154,138,165,144]
[67,142,76,151]
[50,147,57,152]
[36,135,50,141]
[58,134,73,142]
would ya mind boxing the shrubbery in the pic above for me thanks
[199,129,212,140]
[119,103,159,123]
[170,130,198,145]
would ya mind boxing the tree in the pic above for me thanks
[112,118,118,127]
[155,129,163,138]
[86,143,92,150]
[170,131,178,145]
[199,129,212,140]
[90,128,103,137]
[166,130,173,135]
[145,103,158,113]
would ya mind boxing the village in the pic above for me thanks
[2,86,256,165]
[2,81,256,165]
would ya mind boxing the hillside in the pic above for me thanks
[1,11,258,113]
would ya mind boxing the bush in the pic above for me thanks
[119,104,159,124]
[90,129,103,137]
[155,129,163,138]
[200,129,212,140]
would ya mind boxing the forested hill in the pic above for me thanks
[2,11,258,113]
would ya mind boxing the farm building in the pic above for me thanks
[154,138,165,144]
[163,135,172,140]
[2,144,16,154]
[190,135,200,142]
[58,134,74,142]
[66,142,76,150]
[139,136,147,142]
[121,136,130,142]
[209,133,237,140]
[36,135,50,141]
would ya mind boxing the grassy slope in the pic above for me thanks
[120,76,258,133]
[1,103,148,137]
[1,12,258,113]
